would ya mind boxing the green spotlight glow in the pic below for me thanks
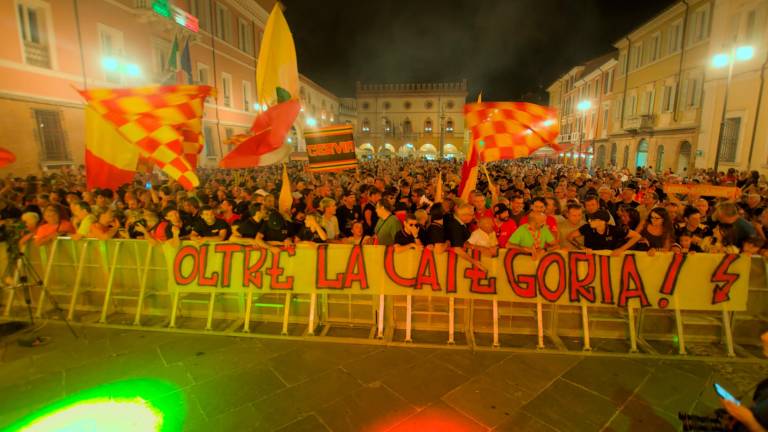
[6,379,184,432]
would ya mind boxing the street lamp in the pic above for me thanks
[712,45,754,173]
[577,100,592,168]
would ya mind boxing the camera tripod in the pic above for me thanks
[3,251,77,345]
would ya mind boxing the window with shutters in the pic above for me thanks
[190,0,211,32]
[221,73,232,107]
[17,0,53,69]
[242,81,253,112]
[204,126,216,157]
[34,110,70,162]
[237,18,254,55]
[718,117,741,163]
[214,2,232,43]
[668,21,682,54]
[689,5,710,44]
[686,78,700,108]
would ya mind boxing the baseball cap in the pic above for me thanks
[589,209,611,222]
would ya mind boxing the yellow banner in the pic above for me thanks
[164,244,750,311]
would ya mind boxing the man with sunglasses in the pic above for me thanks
[394,213,422,252]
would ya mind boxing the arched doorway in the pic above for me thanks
[357,143,374,159]
[635,139,649,168]
[609,143,617,167]
[380,143,396,157]
[677,141,692,175]
[443,143,461,159]
[398,143,415,157]
[419,143,438,160]
[595,145,606,169]
[655,145,665,172]
[622,145,629,168]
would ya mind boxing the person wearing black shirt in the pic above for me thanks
[191,206,230,241]
[424,204,446,249]
[336,191,361,237]
[363,188,381,237]
[295,214,327,243]
[163,207,193,245]
[394,213,422,252]
[231,203,264,240]
[569,209,640,254]
[180,198,203,227]
[257,208,292,243]
[719,329,768,432]
[444,204,473,248]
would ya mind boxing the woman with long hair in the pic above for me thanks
[639,207,675,252]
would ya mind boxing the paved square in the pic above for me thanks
[0,323,765,431]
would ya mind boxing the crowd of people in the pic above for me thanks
[0,159,767,264]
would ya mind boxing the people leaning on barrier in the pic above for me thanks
[88,207,121,241]
[467,216,499,256]
[568,209,640,255]
[556,203,584,250]
[34,205,75,246]
[637,207,675,253]
[69,200,95,241]
[394,213,422,252]
[295,213,327,244]
[230,203,263,241]
[190,206,230,243]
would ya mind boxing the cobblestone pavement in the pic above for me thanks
[0,322,765,431]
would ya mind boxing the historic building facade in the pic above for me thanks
[548,0,768,175]
[0,0,347,175]
[354,80,469,159]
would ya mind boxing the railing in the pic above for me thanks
[624,114,655,131]
[2,238,765,356]
[23,41,50,69]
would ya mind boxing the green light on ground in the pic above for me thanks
[20,398,161,432]
[6,379,184,432]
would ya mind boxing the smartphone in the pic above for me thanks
[145,181,152,190]
[714,383,740,405]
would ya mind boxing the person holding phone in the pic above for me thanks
[720,329,768,432]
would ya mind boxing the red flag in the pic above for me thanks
[219,100,300,168]
[0,147,16,168]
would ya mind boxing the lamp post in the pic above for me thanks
[712,45,754,174]
[576,100,592,168]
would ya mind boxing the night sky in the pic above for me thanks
[283,0,675,102]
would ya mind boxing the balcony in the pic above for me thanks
[623,114,655,132]
[24,41,50,69]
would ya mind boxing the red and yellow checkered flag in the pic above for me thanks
[78,85,214,190]
[464,102,560,162]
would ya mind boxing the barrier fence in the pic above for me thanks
[1,238,766,357]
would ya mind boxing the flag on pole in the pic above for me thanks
[278,163,292,216]
[458,93,484,200]
[220,4,300,168]
[464,102,560,162]
[219,100,300,168]
[167,36,178,72]
[78,85,214,190]
[180,38,192,84]
[256,5,299,105]
[84,106,141,190]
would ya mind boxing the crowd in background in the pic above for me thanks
[1,159,767,264]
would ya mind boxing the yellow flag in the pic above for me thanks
[84,106,140,190]
[434,172,443,203]
[459,166,478,203]
[257,5,299,106]
[477,92,482,103]
[279,163,293,215]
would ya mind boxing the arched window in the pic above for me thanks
[445,118,454,132]
[382,117,392,135]
[635,139,649,168]
[424,118,433,133]
[595,145,606,168]
[403,118,413,134]
[361,118,370,133]
[609,143,617,166]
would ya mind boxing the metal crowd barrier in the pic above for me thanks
[0,238,765,358]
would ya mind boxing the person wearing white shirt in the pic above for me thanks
[468,216,498,255]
